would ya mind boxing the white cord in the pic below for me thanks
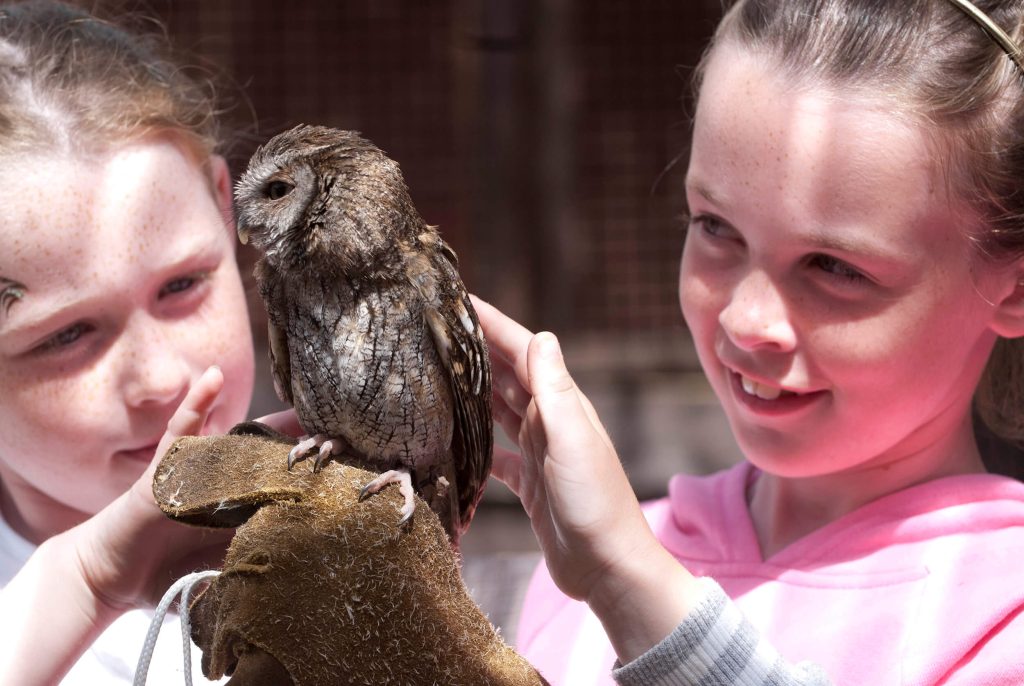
[133,570,221,686]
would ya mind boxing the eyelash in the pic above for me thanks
[688,213,729,238]
[808,254,867,283]
[689,213,869,285]
[36,322,94,354]
[160,274,202,298]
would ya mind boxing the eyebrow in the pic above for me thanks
[686,179,725,209]
[686,179,907,262]
[800,228,910,262]
[803,231,874,254]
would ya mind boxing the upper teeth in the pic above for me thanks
[741,375,783,400]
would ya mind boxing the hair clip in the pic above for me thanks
[0,278,25,317]
[946,0,1024,75]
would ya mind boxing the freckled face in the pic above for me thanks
[0,141,254,538]
[680,46,1006,479]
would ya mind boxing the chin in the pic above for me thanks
[734,435,827,479]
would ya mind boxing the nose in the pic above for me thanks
[120,317,192,409]
[718,269,797,352]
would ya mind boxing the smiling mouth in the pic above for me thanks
[738,374,796,401]
[115,444,159,462]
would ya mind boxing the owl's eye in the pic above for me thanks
[265,180,295,200]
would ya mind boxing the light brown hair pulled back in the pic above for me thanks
[0,0,220,159]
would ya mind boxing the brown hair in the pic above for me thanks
[700,0,1024,447]
[0,0,220,159]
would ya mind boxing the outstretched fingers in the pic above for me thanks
[471,295,534,416]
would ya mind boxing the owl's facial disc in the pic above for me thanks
[238,180,294,245]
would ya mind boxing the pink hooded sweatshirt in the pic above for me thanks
[517,462,1024,685]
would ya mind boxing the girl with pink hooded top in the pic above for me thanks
[477,1,1024,683]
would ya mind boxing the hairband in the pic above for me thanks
[946,0,1024,74]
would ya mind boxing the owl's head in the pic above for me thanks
[234,125,422,275]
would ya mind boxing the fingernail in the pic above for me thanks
[537,332,561,360]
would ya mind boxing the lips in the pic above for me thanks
[115,443,159,463]
[113,407,220,464]
[729,370,825,416]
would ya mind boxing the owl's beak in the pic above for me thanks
[237,225,250,245]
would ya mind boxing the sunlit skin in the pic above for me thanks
[0,139,255,544]
[680,45,1024,558]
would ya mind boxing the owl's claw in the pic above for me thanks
[312,439,341,473]
[287,437,317,470]
[359,469,416,527]
[288,434,345,471]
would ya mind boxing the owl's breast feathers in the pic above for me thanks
[254,232,492,539]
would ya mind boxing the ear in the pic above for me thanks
[989,269,1024,339]
[208,154,235,234]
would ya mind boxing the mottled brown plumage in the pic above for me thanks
[234,125,492,545]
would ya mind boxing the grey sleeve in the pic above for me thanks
[612,578,833,686]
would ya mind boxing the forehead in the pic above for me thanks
[689,45,949,230]
[0,142,218,285]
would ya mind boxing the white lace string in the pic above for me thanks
[133,570,221,686]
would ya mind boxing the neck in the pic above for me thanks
[748,413,986,559]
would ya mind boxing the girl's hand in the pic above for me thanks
[254,407,304,437]
[0,366,235,682]
[474,298,655,599]
[73,365,234,611]
[473,296,702,662]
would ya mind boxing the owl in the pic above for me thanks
[234,125,492,545]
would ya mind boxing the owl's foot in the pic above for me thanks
[287,434,346,472]
[358,469,416,527]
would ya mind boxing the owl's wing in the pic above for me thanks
[419,237,493,535]
[267,318,293,406]
[256,260,294,407]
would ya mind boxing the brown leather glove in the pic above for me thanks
[153,421,547,686]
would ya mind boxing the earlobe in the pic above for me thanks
[990,275,1024,339]
[208,154,235,231]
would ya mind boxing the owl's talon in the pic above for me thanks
[287,437,318,470]
[289,434,345,472]
[359,469,417,527]
[357,483,374,502]
[312,439,340,473]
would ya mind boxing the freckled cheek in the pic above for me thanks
[180,273,255,419]
[807,313,932,387]
[0,367,113,453]
[679,256,727,337]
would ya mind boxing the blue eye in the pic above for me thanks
[37,322,93,353]
[811,254,866,283]
[159,275,202,298]
[690,213,727,237]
